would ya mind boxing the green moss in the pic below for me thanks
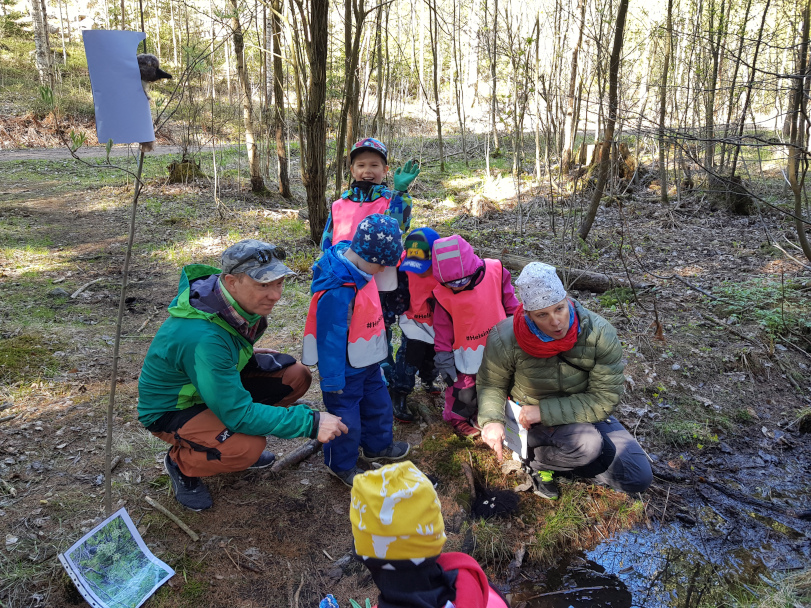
[0,334,62,383]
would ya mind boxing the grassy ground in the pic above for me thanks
[2,142,809,607]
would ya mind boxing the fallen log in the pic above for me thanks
[270,439,321,473]
[479,249,652,293]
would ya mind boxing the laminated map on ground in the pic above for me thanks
[58,508,174,608]
[503,398,529,460]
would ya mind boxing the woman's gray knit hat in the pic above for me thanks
[515,262,567,311]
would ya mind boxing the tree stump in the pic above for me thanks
[708,174,755,215]
[167,159,207,183]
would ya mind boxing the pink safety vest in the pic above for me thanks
[432,259,506,374]
[398,273,438,344]
[301,281,387,368]
[331,196,398,293]
[331,196,390,244]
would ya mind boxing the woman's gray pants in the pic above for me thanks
[525,416,652,494]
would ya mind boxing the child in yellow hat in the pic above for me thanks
[350,461,510,608]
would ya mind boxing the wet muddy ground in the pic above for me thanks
[508,423,811,607]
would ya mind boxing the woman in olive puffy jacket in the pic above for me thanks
[477,262,652,500]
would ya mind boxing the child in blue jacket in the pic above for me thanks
[302,214,411,486]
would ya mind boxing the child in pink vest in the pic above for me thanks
[320,137,418,253]
[302,215,411,487]
[321,137,420,385]
[432,236,519,437]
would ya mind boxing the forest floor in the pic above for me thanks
[1,143,810,608]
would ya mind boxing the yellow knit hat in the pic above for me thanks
[350,461,446,560]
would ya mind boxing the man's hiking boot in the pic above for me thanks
[449,417,481,439]
[531,470,559,500]
[164,451,213,511]
[360,441,411,462]
[391,391,415,423]
[247,450,276,470]
[327,465,365,487]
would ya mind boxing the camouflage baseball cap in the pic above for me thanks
[220,239,294,282]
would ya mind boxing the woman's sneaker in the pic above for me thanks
[531,470,559,500]
[360,441,411,462]
[164,451,213,511]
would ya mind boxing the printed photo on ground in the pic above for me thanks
[59,508,174,608]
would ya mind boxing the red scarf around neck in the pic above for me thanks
[513,302,579,358]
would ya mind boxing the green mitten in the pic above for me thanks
[393,159,420,191]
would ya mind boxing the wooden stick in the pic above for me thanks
[270,439,321,473]
[525,586,610,600]
[0,478,17,497]
[135,308,160,333]
[70,277,105,298]
[105,150,145,517]
[460,462,477,500]
[144,495,200,541]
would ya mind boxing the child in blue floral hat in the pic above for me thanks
[302,214,411,487]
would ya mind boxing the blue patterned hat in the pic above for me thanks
[400,227,440,274]
[350,214,403,266]
[350,137,388,164]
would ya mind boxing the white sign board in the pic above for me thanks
[82,30,155,144]
[503,398,529,460]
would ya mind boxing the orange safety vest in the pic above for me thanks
[398,273,437,344]
[331,197,390,244]
[301,281,387,368]
[432,259,505,374]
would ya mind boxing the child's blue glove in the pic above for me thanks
[393,160,420,191]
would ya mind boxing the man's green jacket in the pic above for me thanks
[477,300,625,428]
[137,264,314,437]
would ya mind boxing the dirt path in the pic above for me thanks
[0,145,221,162]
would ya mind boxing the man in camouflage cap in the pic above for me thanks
[138,239,348,511]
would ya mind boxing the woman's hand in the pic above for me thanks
[518,405,541,429]
[481,422,506,461]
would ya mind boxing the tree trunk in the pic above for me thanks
[334,0,368,198]
[372,6,383,135]
[562,0,586,171]
[728,0,771,178]
[299,0,329,241]
[788,0,811,262]
[452,0,468,167]
[230,0,265,193]
[490,0,499,154]
[704,0,725,169]
[120,0,125,29]
[658,0,673,203]
[718,0,752,169]
[30,0,53,87]
[170,0,178,66]
[271,0,291,197]
[577,0,630,242]
[429,0,445,171]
